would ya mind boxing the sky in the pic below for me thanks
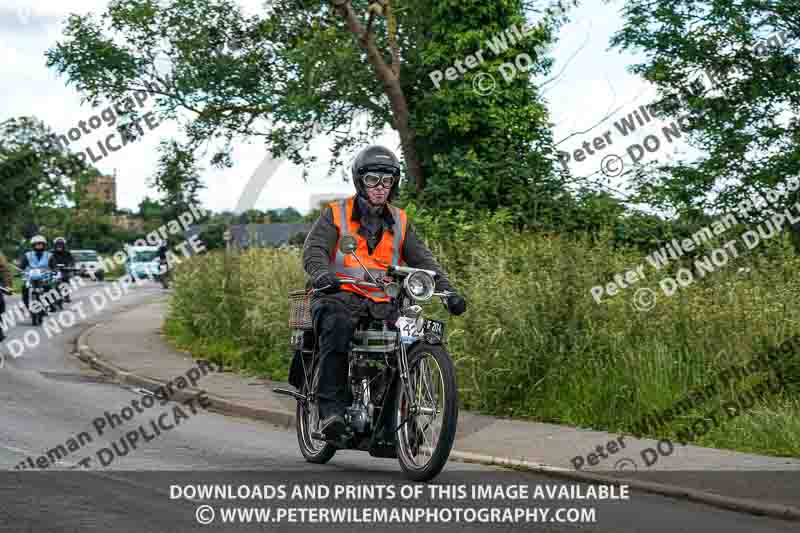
[0,0,692,215]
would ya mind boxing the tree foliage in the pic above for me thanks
[151,139,205,221]
[0,116,89,243]
[46,0,578,227]
[610,0,800,227]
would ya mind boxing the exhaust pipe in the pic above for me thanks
[273,387,306,402]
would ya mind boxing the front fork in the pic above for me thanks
[397,338,431,427]
[398,341,414,405]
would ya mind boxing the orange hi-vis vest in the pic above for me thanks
[329,196,408,302]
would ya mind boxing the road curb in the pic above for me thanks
[76,324,296,430]
[76,322,800,523]
[449,451,800,521]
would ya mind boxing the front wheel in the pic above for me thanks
[296,363,336,464]
[395,343,458,481]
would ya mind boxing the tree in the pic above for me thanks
[0,116,88,244]
[46,0,578,227]
[610,0,800,243]
[288,231,308,246]
[137,196,164,220]
[266,207,303,223]
[151,140,205,222]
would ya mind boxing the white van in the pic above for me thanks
[73,250,105,281]
[125,245,161,280]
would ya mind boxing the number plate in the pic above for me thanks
[395,317,445,344]
[422,319,445,338]
[395,316,419,343]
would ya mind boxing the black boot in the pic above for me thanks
[318,400,346,439]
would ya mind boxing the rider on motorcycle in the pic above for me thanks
[18,235,52,312]
[51,237,75,303]
[0,251,13,342]
[156,242,169,287]
[157,242,168,268]
[302,145,467,439]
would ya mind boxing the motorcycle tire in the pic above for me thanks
[296,362,337,464]
[394,343,458,482]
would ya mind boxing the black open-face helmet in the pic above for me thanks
[351,145,402,201]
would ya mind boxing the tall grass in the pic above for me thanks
[167,223,800,457]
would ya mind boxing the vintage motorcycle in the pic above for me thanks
[275,235,459,482]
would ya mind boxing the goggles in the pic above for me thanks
[362,172,396,189]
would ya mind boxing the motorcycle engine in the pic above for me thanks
[346,405,370,434]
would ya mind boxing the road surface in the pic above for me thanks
[0,283,794,532]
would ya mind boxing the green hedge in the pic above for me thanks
[167,219,800,457]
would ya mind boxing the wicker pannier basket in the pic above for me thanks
[288,290,313,330]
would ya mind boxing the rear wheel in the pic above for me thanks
[395,343,458,481]
[296,361,336,464]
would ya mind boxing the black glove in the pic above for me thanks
[445,292,467,316]
[312,271,341,292]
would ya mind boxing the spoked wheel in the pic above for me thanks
[296,364,336,464]
[395,343,458,481]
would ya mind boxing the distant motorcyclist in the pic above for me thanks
[157,242,168,266]
[18,235,52,311]
[50,237,75,303]
[156,242,170,288]
[0,251,13,342]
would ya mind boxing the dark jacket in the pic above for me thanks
[303,197,453,304]
[50,250,75,269]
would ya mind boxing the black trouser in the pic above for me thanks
[22,287,42,311]
[59,273,71,301]
[311,294,397,420]
[311,298,357,420]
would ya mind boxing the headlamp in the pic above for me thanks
[404,271,435,301]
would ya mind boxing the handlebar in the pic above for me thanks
[310,284,454,300]
[310,280,379,295]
